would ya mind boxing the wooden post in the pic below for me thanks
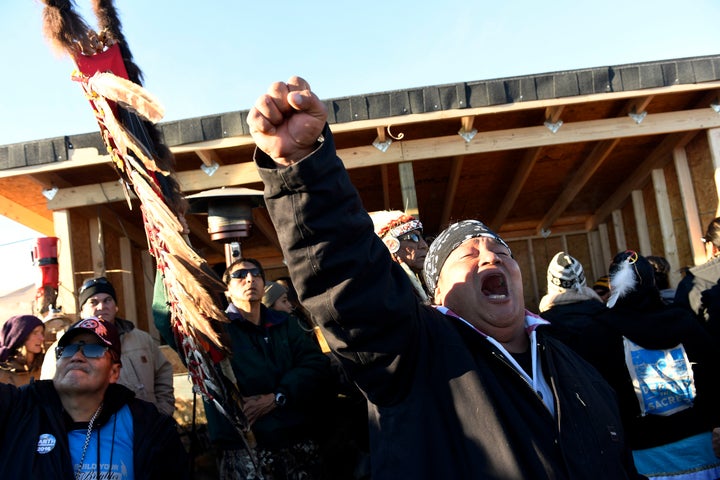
[632,190,652,255]
[652,168,681,287]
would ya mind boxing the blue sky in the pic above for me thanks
[0,0,718,293]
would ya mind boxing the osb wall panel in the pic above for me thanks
[507,239,538,312]
[687,133,717,228]
[664,161,692,272]
[131,245,150,331]
[621,200,639,252]
[67,209,151,330]
[566,233,594,280]
[605,220,618,264]
[68,211,92,313]
[642,181,663,257]
[502,233,602,313]
[532,236,565,299]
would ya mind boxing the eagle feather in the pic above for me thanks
[606,256,637,308]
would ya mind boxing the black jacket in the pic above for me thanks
[593,291,720,450]
[255,127,643,480]
[542,298,612,371]
[204,304,333,449]
[0,381,189,479]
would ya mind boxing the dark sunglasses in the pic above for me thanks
[79,277,110,295]
[229,267,262,280]
[398,232,422,243]
[56,341,109,360]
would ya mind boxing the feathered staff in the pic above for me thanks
[40,0,253,450]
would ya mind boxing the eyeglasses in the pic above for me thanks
[398,232,422,243]
[229,267,262,280]
[56,341,109,360]
[79,277,110,295]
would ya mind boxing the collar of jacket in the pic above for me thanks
[539,286,602,312]
[435,306,549,336]
[31,380,135,428]
[689,254,720,281]
[114,317,135,335]
[225,303,288,328]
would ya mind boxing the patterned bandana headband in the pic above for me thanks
[369,210,423,254]
[423,220,511,294]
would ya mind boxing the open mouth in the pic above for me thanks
[481,273,509,300]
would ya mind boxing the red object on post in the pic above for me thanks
[33,237,59,288]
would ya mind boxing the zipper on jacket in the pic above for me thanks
[490,350,545,405]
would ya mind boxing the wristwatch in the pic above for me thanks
[274,392,287,407]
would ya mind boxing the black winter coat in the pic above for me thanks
[542,298,612,372]
[593,292,720,450]
[255,127,644,480]
[0,380,189,479]
[204,304,334,449]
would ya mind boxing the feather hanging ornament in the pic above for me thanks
[606,250,639,308]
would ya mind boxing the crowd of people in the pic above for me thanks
[2,75,720,479]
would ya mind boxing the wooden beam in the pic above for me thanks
[537,97,650,235]
[0,195,54,236]
[184,215,225,257]
[526,239,539,303]
[4,82,720,182]
[538,138,619,234]
[119,237,137,326]
[94,206,148,248]
[545,105,564,123]
[673,146,705,265]
[651,168,681,287]
[141,250,161,341]
[376,126,386,143]
[709,128,720,217]
[53,209,77,315]
[196,149,223,166]
[252,208,282,253]
[586,130,698,230]
[612,209,627,253]
[0,148,112,179]
[460,116,475,133]
[491,147,542,231]
[632,190,652,255]
[48,107,720,211]
[380,165,390,210]
[398,163,419,218]
[588,230,604,279]
[440,156,464,228]
[88,217,106,276]
[598,223,612,270]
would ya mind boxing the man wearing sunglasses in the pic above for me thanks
[370,210,431,303]
[246,77,645,480]
[204,258,332,479]
[41,276,175,417]
[0,317,189,478]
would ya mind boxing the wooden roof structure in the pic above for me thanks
[2,54,720,319]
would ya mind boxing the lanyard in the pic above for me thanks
[435,306,555,416]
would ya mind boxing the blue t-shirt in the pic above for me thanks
[68,404,134,479]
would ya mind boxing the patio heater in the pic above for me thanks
[186,187,265,266]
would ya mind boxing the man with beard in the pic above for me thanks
[369,210,431,303]
[246,76,645,480]
[207,258,333,479]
